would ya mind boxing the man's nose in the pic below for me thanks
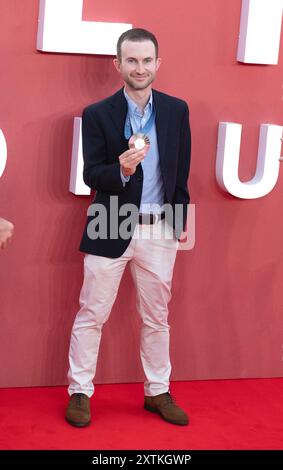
[136,62,145,74]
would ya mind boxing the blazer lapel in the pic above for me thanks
[107,87,128,145]
[152,89,170,168]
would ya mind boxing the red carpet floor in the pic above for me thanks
[0,378,282,450]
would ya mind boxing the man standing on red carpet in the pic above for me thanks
[66,28,191,427]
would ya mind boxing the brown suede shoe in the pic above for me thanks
[144,392,189,425]
[65,393,91,427]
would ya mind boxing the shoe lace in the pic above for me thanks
[74,393,84,407]
[162,392,176,408]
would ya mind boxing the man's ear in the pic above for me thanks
[113,58,121,72]
[156,57,162,71]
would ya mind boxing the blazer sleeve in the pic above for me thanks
[173,103,191,235]
[82,107,127,193]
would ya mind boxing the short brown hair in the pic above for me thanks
[116,28,159,61]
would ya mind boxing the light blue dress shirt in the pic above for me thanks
[120,88,165,214]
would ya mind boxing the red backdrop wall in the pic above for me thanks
[0,0,283,388]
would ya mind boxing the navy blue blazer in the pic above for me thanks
[79,87,191,258]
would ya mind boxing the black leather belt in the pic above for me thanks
[138,212,165,225]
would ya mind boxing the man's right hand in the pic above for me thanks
[119,148,146,177]
[0,218,14,249]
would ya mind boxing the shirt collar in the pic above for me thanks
[123,87,153,116]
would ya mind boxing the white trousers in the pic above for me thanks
[67,218,179,397]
